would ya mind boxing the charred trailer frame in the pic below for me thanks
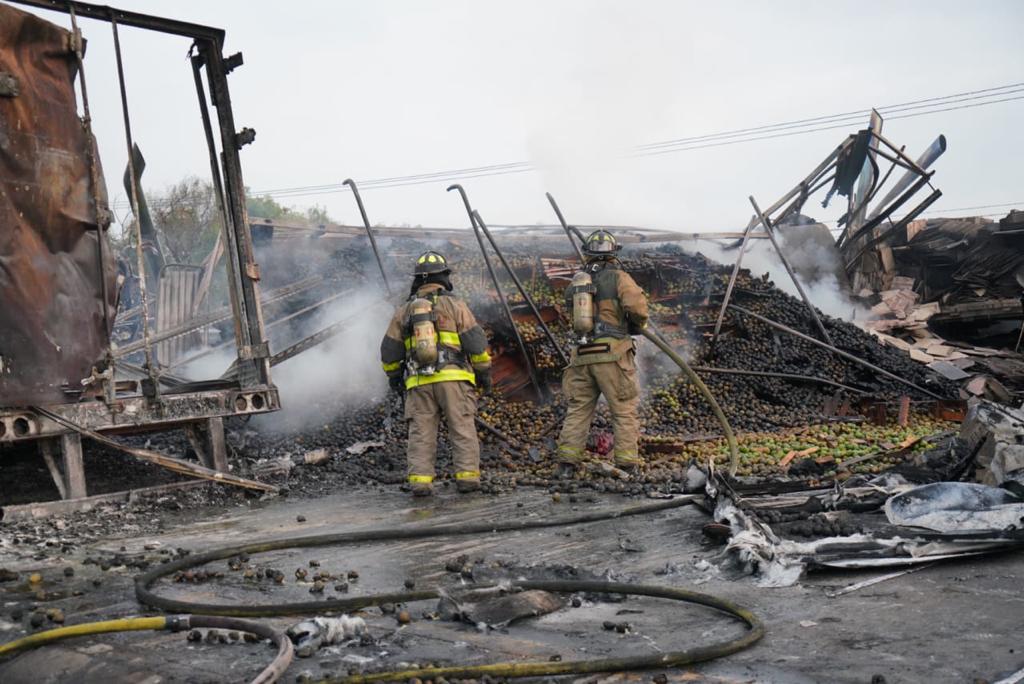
[0,0,278,501]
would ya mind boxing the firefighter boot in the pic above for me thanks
[410,482,434,497]
[613,457,643,475]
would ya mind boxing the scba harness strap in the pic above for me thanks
[402,293,470,377]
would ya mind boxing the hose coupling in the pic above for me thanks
[164,615,191,632]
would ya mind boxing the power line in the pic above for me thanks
[259,91,1024,200]
[112,83,1024,209]
[922,201,1022,213]
[638,82,1024,150]
[250,160,533,196]
[253,92,1024,201]
[632,93,1024,158]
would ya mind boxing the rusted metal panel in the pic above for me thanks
[0,4,117,405]
[931,399,968,423]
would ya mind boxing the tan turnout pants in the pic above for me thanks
[556,351,641,466]
[405,380,480,485]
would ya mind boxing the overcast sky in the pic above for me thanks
[21,0,1024,232]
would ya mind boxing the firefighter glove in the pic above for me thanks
[475,370,493,394]
[388,374,404,394]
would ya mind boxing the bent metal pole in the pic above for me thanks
[110,13,158,391]
[545,192,586,263]
[711,213,759,347]
[446,185,545,401]
[343,178,392,296]
[472,209,569,367]
[749,195,834,346]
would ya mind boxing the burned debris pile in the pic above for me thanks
[5,4,1024,683]
[856,211,1024,401]
[710,400,1024,586]
[224,235,967,498]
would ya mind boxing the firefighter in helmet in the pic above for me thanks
[556,230,648,477]
[380,251,492,496]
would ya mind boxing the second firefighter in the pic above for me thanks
[557,230,649,476]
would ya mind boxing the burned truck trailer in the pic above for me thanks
[0,1,278,500]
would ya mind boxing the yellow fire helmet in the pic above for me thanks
[582,229,620,256]
[414,250,450,276]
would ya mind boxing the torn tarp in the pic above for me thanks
[885,482,1024,533]
[715,489,1024,587]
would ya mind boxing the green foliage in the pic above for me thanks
[246,193,297,221]
[304,204,332,225]
[119,180,338,268]
[150,176,221,264]
[246,192,334,225]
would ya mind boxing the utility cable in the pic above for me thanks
[247,87,1024,201]
[112,79,1024,210]
[633,93,1024,158]
[638,83,1024,150]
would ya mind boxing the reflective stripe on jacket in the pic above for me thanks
[380,283,491,388]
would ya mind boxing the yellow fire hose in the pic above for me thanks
[1,500,762,682]
[0,616,167,657]
[0,614,293,684]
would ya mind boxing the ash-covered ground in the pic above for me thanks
[2,486,1023,684]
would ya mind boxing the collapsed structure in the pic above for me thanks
[2,2,1024,682]
[3,0,1021,506]
[859,211,1024,401]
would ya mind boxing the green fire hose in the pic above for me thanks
[641,328,740,476]
[130,497,762,682]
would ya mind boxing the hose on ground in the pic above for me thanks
[640,328,740,476]
[132,496,763,681]
[136,497,698,617]
[0,616,167,658]
[0,615,293,684]
[321,580,762,684]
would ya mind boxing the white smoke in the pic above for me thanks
[177,346,235,383]
[254,289,392,432]
[515,5,859,322]
[682,234,865,321]
[521,3,687,230]
[174,287,392,433]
